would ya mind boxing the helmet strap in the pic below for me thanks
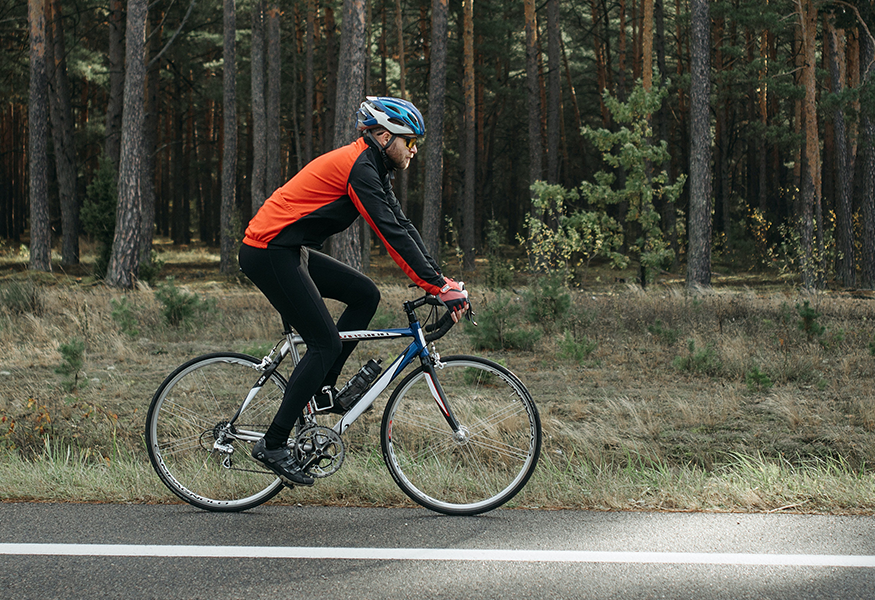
[366,130,401,171]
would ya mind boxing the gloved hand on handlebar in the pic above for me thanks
[439,277,469,323]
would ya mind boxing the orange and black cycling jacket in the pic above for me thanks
[243,137,444,296]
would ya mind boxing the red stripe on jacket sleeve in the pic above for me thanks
[347,185,443,296]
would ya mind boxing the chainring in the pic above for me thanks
[294,425,345,478]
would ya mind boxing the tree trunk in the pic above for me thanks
[859,28,875,289]
[141,7,163,260]
[104,0,125,172]
[590,0,609,126]
[106,0,147,288]
[798,0,820,289]
[713,19,731,244]
[331,0,367,271]
[524,0,542,185]
[461,0,476,271]
[654,0,677,270]
[322,6,338,155]
[1,105,28,241]
[251,0,267,212]
[304,0,315,164]
[546,0,560,185]
[827,20,855,288]
[642,0,653,92]
[266,0,281,193]
[686,0,711,288]
[28,0,51,272]
[422,0,449,260]
[220,0,238,275]
[395,0,409,214]
[46,0,78,266]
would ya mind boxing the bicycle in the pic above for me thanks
[145,294,542,516]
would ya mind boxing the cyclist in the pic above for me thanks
[238,96,469,487]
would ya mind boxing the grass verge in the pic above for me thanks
[3,266,875,513]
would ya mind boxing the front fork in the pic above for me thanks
[420,352,463,434]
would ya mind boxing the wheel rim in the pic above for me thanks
[147,354,285,510]
[383,357,540,515]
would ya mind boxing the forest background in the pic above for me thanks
[1,0,874,289]
[3,0,875,512]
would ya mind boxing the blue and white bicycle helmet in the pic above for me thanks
[356,96,426,137]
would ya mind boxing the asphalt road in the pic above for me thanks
[2,502,874,599]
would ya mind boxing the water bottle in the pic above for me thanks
[336,358,382,409]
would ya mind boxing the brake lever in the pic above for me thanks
[464,304,477,326]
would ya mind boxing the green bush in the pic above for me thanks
[558,330,598,364]
[110,296,139,337]
[672,339,723,376]
[647,319,679,346]
[466,293,541,351]
[80,154,118,279]
[523,275,571,331]
[154,281,215,329]
[745,365,774,393]
[796,300,825,341]
[56,338,85,392]
[138,250,165,286]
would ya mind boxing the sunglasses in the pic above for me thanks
[400,136,420,150]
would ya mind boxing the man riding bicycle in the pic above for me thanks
[238,97,469,487]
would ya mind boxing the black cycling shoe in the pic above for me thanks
[251,439,315,487]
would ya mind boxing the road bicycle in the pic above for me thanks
[145,294,542,516]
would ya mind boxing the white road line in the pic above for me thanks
[1,544,874,567]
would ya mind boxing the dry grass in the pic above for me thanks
[3,250,875,514]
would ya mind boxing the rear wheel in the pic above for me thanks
[145,353,286,512]
[381,355,541,516]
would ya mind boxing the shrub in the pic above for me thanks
[466,293,542,351]
[558,330,598,364]
[524,274,571,331]
[154,281,215,329]
[56,338,86,392]
[796,300,825,341]
[745,365,774,393]
[672,339,723,376]
[110,296,140,337]
[647,319,679,346]
[138,250,165,285]
[80,154,118,279]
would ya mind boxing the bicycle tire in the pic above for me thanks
[145,352,287,512]
[381,355,541,516]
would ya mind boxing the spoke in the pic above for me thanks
[398,432,457,463]
[162,400,216,431]
[189,368,224,414]
[459,442,496,493]
[465,401,527,438]
[467,435,531,462]
[243,396,280,423]
[395,410,450,437]
[159,433,207,457]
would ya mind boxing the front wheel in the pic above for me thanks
[381,356,541,516]
[145,353,287,512]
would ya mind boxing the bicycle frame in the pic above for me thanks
[229,298,461,439]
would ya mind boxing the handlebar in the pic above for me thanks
[408,294,475,344]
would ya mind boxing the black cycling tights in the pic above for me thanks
[239,244,380,448]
